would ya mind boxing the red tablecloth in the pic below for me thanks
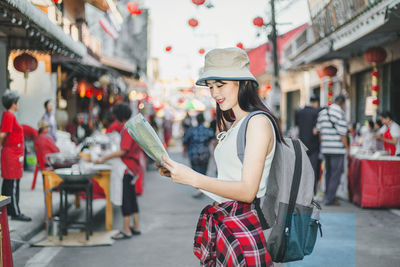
[348,156,400,208]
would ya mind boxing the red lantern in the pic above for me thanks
[323,65,337,77]
[253,16,264,27]
[371,85,380,92]
[192,0,205,6]
[372,99,380,105]
[127,2,142,15]
[165,46,172,52]
[85,89,93,98]
[13,53,38,77]
[364,46,387,64]
[13,53,38,92]
[188,18,199,28]
[236,42,244,49]
[198,48,205,55]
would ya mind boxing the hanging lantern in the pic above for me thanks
[323,65,337,106]
[253,16,264,27]
[198,48,205,55]
[364,47,387,118]
[236,42,244,49]
[323,65,337,77]
[13,53,38,93]
[364,46,387,64]
[188,18,199,28]
[165,45,172,52]
[126,2,142,16]
[192,0,205,6]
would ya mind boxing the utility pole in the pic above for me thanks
[269,0,281,118]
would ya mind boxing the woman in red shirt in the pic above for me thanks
[0,90,31,221]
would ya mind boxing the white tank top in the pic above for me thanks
[201,115,276,203]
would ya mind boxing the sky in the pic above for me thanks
[143,0,311,80]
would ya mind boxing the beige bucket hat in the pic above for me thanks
[196,47,258,86]
[37,120,49,130]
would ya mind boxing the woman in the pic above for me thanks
[34,120,60,169]
[97,103,141,239]
[159,47,283,266]
[374,111,400,156]
[0,90,31,221]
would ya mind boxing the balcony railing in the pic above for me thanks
[33,1,101,56]
[310,0,379,41]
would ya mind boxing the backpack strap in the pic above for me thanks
[237,111,281,163]
[236,110,280,230]
[284,139,303,236]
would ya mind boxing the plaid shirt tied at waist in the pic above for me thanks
[194,201,273,267]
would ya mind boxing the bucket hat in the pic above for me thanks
[196,47,258,86]
[37,120,49,130]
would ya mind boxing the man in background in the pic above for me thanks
[41,100,57,141]
[316,95,349,206]
[295,96,320,194]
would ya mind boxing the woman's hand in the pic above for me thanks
[155,162,171,177]
[96,157,105,164]
[161,155,197,186]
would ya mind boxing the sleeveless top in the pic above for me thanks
[202,115,276,203]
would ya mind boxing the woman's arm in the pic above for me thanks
[0,132,8,146]
[162,114,274,203]
[97,150,127,163]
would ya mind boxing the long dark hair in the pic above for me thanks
[215,80,284,143]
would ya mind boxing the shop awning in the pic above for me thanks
[100,56,137,75]
[1,0,87,58]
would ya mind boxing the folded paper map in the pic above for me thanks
[125,113,169,163]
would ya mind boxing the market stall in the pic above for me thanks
[348,153,400,208]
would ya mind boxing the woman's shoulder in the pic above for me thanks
[246,113,274,139]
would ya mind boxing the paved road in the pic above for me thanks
[13,146,400,267]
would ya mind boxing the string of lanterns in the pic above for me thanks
[323,65,337,106]
[364,46,387,118]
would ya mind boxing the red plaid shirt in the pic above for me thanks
[194,201,273,267]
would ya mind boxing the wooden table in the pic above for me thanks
[42,169,113,230]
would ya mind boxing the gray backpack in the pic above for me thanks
[237,110,322,263]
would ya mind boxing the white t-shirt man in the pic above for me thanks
[379,121,400,155]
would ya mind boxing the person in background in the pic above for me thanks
[75,113,91,144]
[97,103,142,240]
[106,118,124,134]
[183,113,214,198]
[34,120,60,169]
[316,95,349,206]
[374,119,385,151]
[374,111,400,156]
[360,120,376,152]
[181,111,192,135]
[0,90,31,221]
[295,95,320,194]
[162,117,173,147]
[41,99,57,141]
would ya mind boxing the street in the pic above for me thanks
[11,144,400,267]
